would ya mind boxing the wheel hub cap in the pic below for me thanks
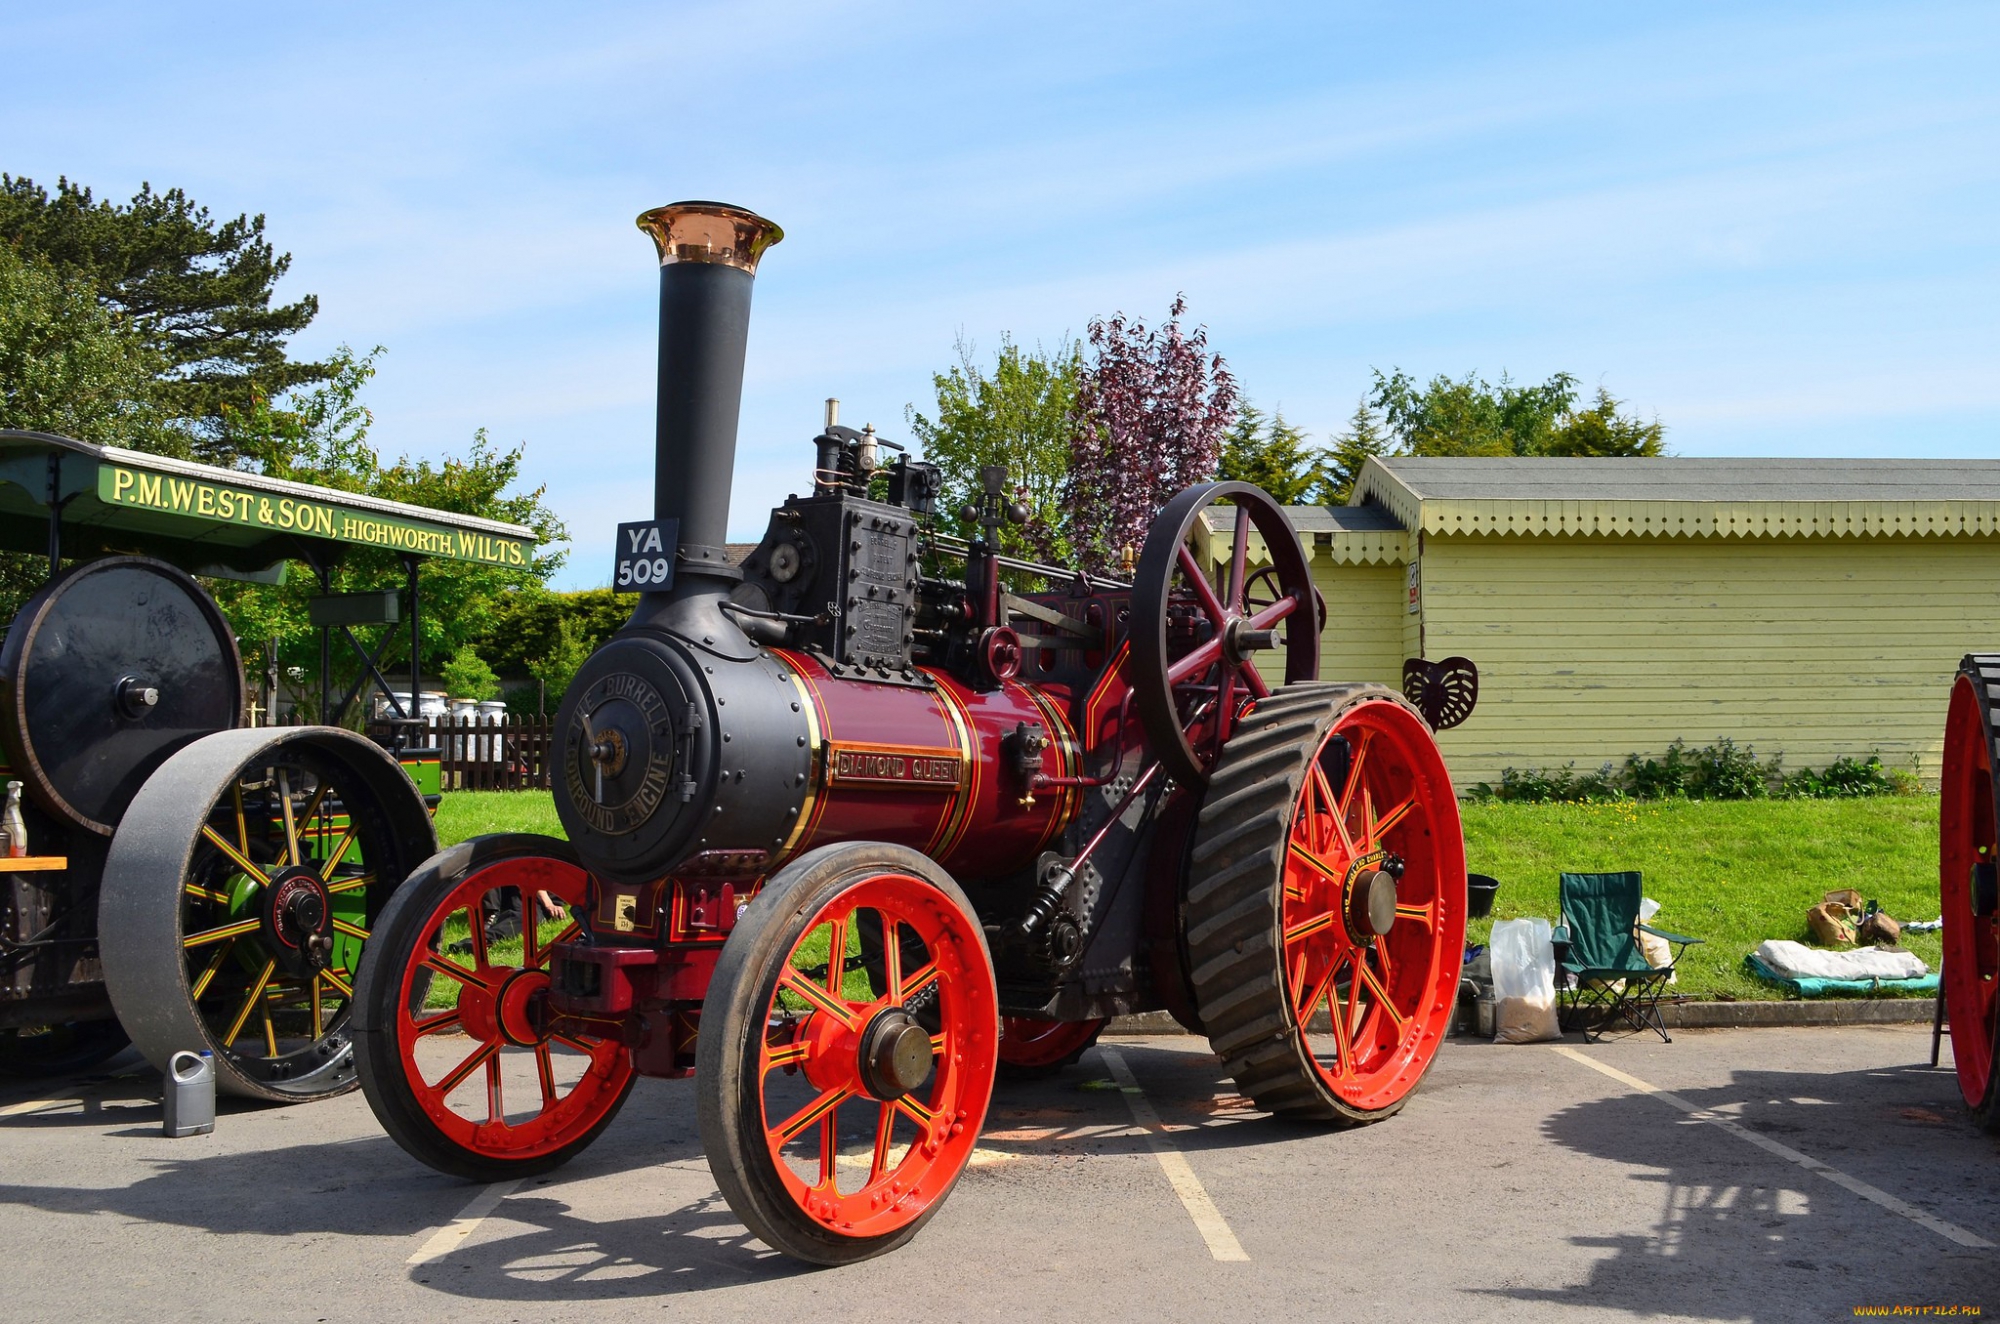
[859,1008,934,1100]
[262,867,334,977]
[1342,864,1398,941]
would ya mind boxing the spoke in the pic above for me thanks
[883,917,903,1000]
[528,917,580,969]
[818,1110,838,1189]
[894,1094,935,1129]
[1311,766,1357,860]
[486,1054,504,1124]
[184,917,261,949]
[1242,595,1297,631]
[200,826,270,886]
[434,1040,498,1098]
[1340,729,1374,818]
[779,971,860,1028]
[1368,795,1416,848]
[317,825,359,881]
[233,783,250,856]
[413,1008,463,1037]
[467,902,490,969]
[422,954,491,991]
[1284,911,1339,947]
[869,1103,897,1182]
[190,941,233,999]
[1372,938,1394,982]
[296,781,331,852]
[1288,840,1347,889]
[330,917,370,941]
[1177,544,1231,628]
[261,1001,279,1058]
[278,769,300,867]
[929,1032,947,1053]
[764,1039,811,1070]
[311,974,324,1040]
[1166,634,1225,687]
[325,873,374,895]
[536,1045,558,1110]
[1327,971,1356,1076]
[1394,902,1434,930]
[222,959,278,1047]
[773,1084,851,1145]
[184,883,232,905]
[901,962,940,1006]
[823,916,849,997]
[1295,957,1339,1024]
[319,965,354,998]
[1354,959,1406,1030]
[551,1031,613,1060]
[1238,659,1270,700]
[1226,505,1251,612]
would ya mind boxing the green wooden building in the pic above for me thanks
[1210,457,2000,791]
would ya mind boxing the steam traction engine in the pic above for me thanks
[352,203,1471,1263]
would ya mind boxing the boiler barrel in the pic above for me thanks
[773,653,1081,882]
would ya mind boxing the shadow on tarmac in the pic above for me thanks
[1479,1056,1998,1320]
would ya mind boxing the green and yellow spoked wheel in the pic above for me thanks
[101,727,437,1101]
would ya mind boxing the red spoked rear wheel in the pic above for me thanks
[1188,684,1466,1122]
[1941,659,2000,1128]
[998,1016,1109,1078]
[353,834,636,1180]
[697,842,998,1265]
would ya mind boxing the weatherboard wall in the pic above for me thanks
[1411,530,1998,790]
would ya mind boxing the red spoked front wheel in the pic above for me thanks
[1941,659,2000,1128]
[697,842,998,1265]
[353,834,635,1180]
[1188,684,1466,1122]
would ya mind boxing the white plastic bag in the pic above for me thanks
[1491,917,1560,1043]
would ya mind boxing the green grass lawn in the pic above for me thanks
[1461,796,1942,1000]
[433,789,564,846]
[432,790,1946,1002]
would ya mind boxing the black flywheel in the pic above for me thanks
[0,556,242,835]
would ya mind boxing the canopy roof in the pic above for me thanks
[0,430,536,576]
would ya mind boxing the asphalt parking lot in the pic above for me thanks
[2,1024,1994,1324]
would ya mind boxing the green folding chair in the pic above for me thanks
[1552,871,1701,1043]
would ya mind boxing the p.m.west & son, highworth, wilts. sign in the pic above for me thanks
[99,462,530,567]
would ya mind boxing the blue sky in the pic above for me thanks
[5,2,1995,586]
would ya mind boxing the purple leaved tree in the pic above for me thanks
[1064,295,1238,574]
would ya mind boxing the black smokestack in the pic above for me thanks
[634,202,783,582]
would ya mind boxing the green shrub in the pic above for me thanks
[1473,739,1909,803]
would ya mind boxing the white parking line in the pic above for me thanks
[407,1179,522,1264]
[0,1097,74,1119]
[1552,1045,1994,1251]
[1097,1046,1250,1262]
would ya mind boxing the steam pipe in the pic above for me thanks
[633,202,784,587]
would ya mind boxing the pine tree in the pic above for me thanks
[1319,399,1387,505]
[1220,402,1319,503]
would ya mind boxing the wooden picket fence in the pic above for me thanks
[429,715,557,791]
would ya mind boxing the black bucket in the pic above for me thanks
[1467,873,1500,919]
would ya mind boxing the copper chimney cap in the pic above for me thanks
[635,201,783,274]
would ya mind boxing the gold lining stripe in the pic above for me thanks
[927,676,979,858]
[1019,680,1084,854]
[770,652,824,866]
